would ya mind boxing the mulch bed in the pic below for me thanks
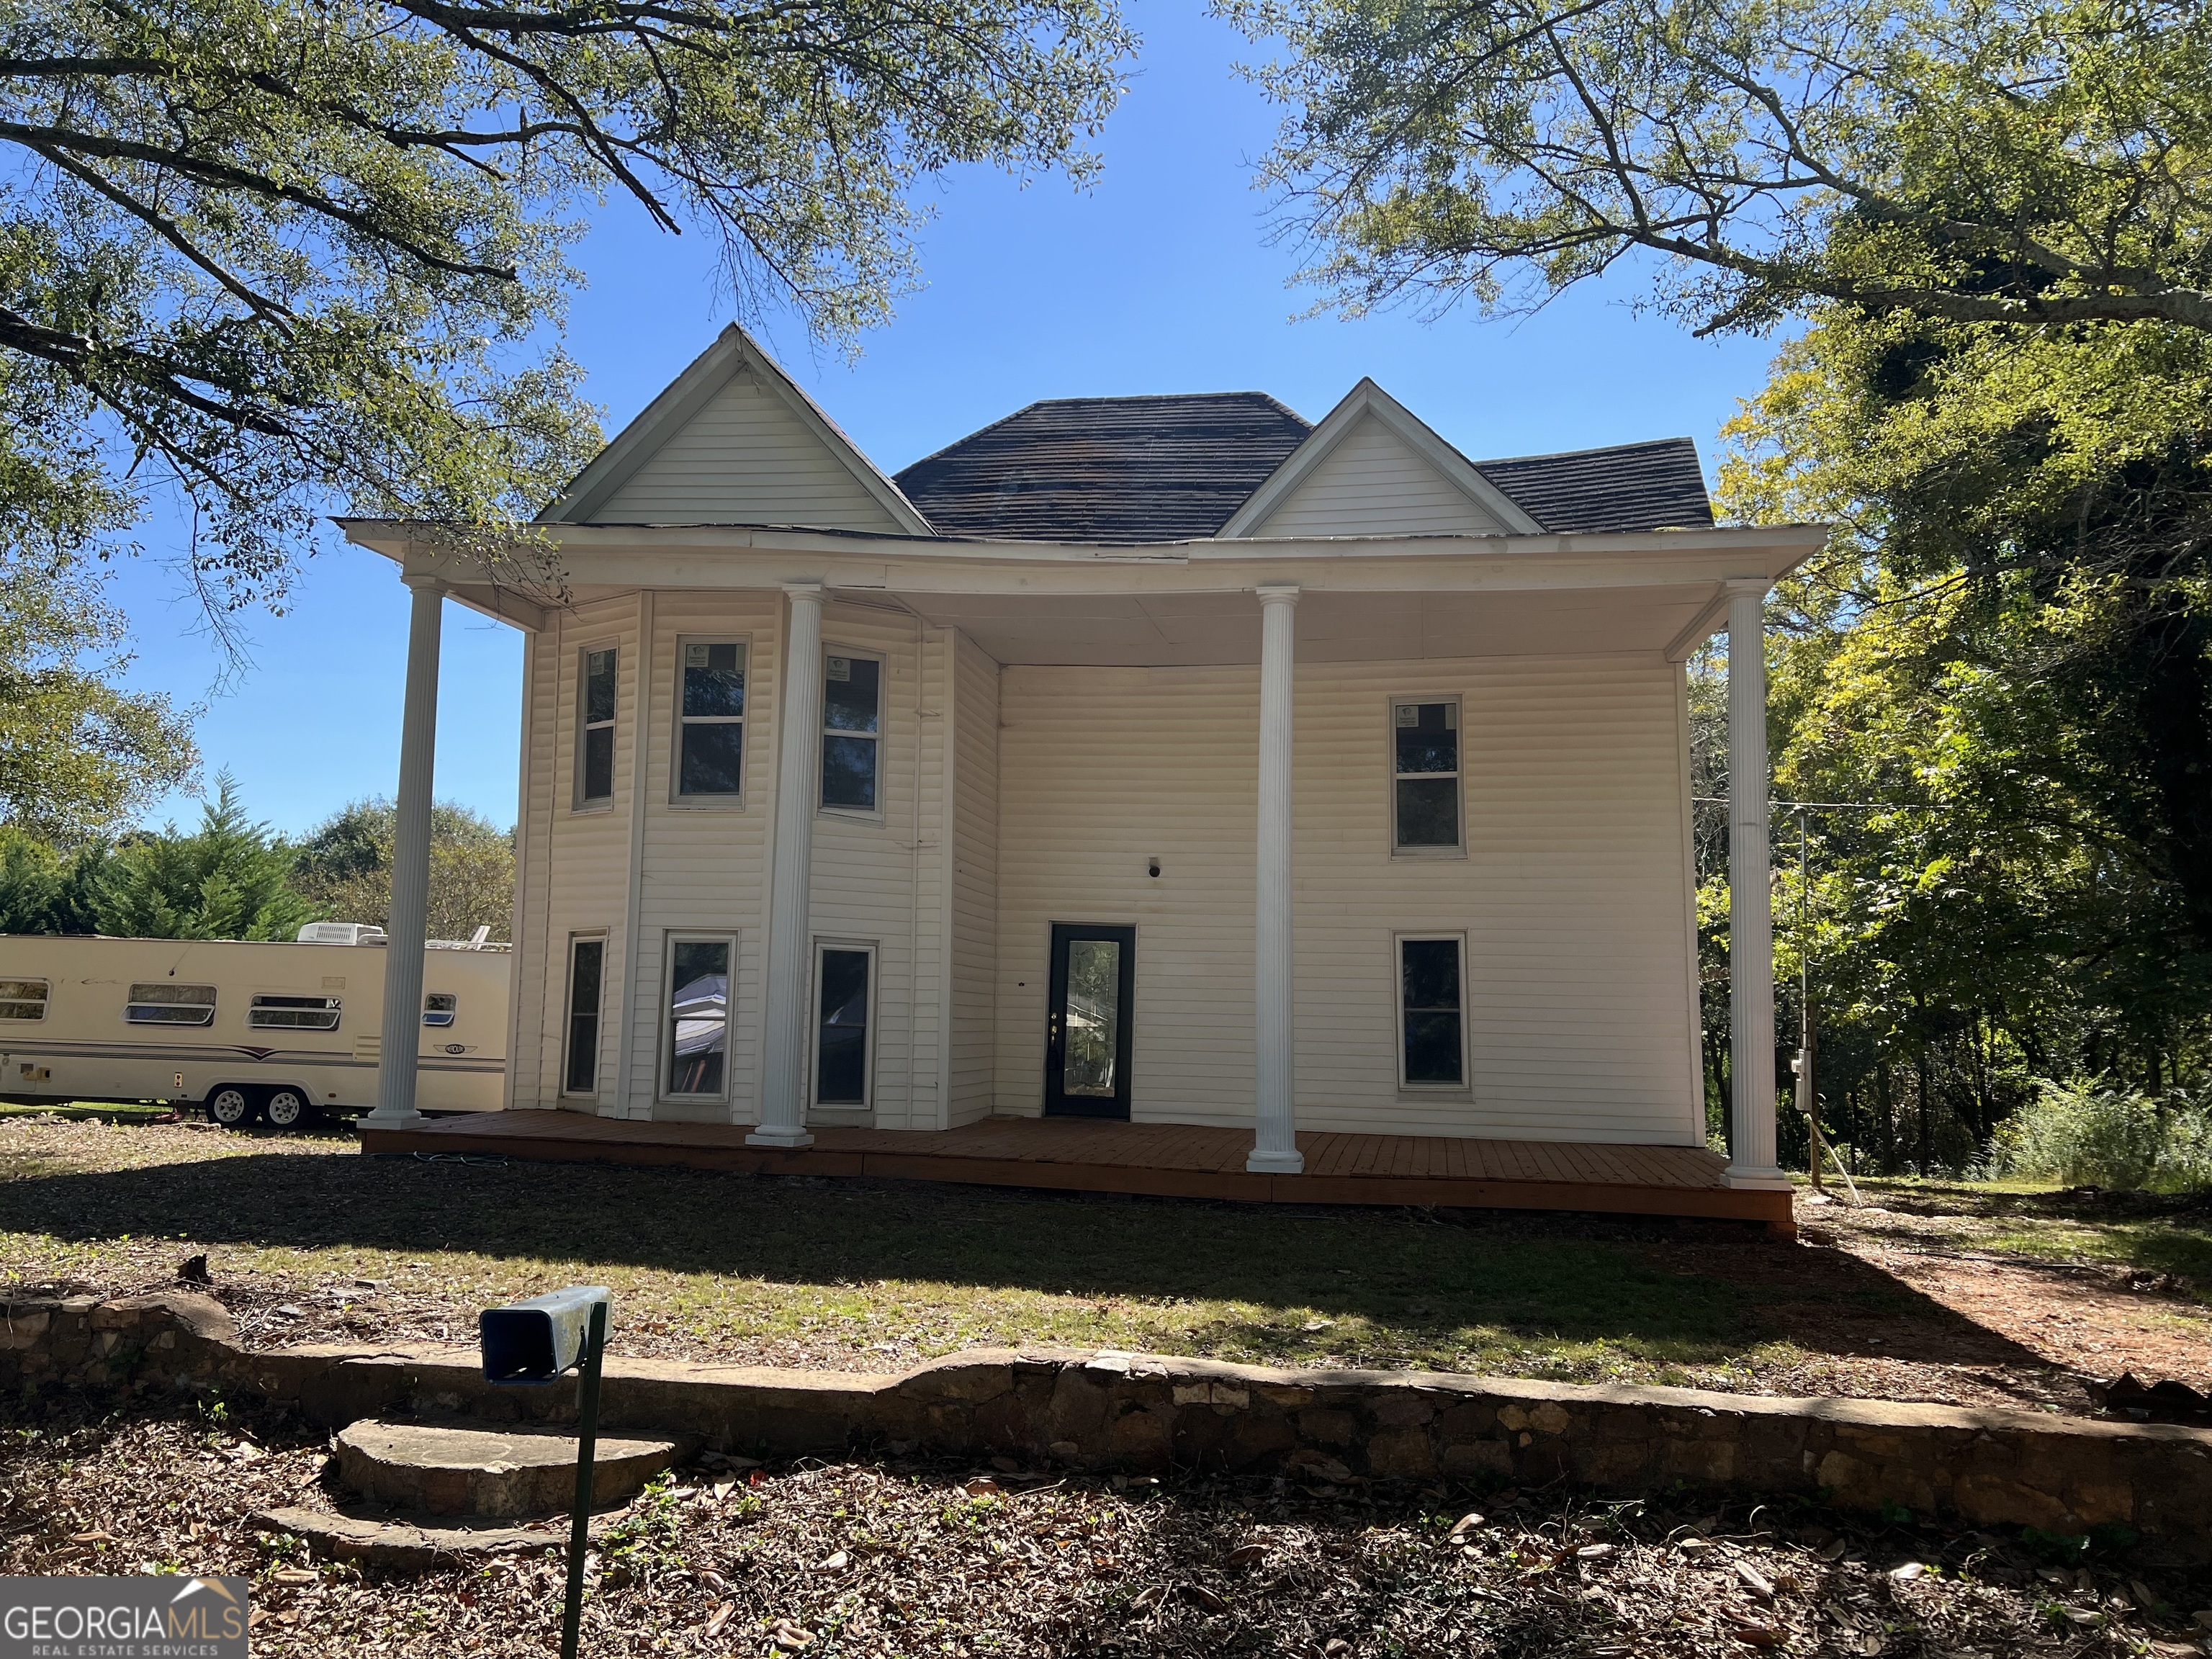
[3,1391,2208,1658]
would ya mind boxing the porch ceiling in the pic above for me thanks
[893,583,1727,666]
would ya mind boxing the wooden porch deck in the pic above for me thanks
[361,1111,1794,1229]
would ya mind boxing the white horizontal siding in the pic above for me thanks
[949,634,1002,1125]
[595,368,903,531]
[990,656,1701,1143]
[1256,413,1509,537]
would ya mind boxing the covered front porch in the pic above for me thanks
[359,1110,1795,1230]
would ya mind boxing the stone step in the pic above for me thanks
[251,1503,629,1570]
[335,1420,688,1518]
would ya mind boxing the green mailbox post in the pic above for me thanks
[480,1286,613,1659]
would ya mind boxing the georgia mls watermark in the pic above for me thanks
[1,1576,248,1658]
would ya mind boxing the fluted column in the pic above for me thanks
[364,575,445,1129]
[1726,580,1785,1187]
[1248,584,1304,1175]
[752,583,824,1148]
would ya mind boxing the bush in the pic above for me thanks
[1987,1077,2212,1192]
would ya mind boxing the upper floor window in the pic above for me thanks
[248,994,341,1031]
[677,641,746,799]
[127,983,217,1025]
[1392,700,1461,852]
[822,652,881,813]
[0,979,48,1021]
[577,647,617,806]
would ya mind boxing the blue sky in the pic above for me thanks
[106,0,1780,838]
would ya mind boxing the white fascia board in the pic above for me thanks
[534,324,935,535]
[1215,377,1549,539]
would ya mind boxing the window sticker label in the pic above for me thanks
[827,656,851,681]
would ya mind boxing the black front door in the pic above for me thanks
[1043,923,1136,1119]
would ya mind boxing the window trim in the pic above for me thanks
[658,930,737,1104]
[572,642,620,813]
[247,993,343,1032]
[1393,930,1472,1092]
[125,983,217,1027]
[809,937,878,1112]
[1388,694,1467,859]
[670,634,752,809]
[818,645,886,822]
[0,977,50,1022]
[561,933,608,1100]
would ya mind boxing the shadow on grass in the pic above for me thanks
[0,1137,2065,1376]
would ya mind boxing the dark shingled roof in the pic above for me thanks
[894,394,1712,541]
[1474,437,1713,534]
[895,393,1313,541]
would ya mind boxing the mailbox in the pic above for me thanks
[479,1285,613,1384]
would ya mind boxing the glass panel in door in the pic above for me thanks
[1044,923,1135,1119]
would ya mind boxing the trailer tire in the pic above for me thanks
[205,1086,259,1128]
[263,1088,315,1130]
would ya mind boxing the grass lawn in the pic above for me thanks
[1832,1174,2212,1292]
[0,1115,1783,1381]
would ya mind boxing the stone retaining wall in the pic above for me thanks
[9,1291,2211,1562]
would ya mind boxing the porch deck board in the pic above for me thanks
[360,1110,1791,1228]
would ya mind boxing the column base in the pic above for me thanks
[358,1109,426,1132]
[1724,1164,1791,1190]
[1246,1148,1305,1175]
[746,1126,816,1150]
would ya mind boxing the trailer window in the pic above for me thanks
[127,983,217,1025]
[0,979,48,1021]
[249,994,342,1031]
[423,993,457,1028]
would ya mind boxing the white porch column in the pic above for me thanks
[752,582,825,1149]
[1726,581,1785,1187]
[364,575,444,1130]
[1248,584,1304,1175]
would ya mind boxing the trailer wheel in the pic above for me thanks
[263,1088,315,1130]
[205,1086,258,1128]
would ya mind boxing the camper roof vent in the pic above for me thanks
[297,922,389,946]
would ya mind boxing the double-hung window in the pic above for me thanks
[562,937,605,1096]
[812,943,875,1107]
[1397,935,1467,1087]
[664,935,733,1100]
[127,984,216,1026]
[821,652,881,813]
[248,994,341,1031]
[676,642,746,801]
[1392,699,1462,852]
[576,647,618,807]
[0,979,48,1021]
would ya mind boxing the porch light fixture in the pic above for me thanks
[480,1286,613,1659]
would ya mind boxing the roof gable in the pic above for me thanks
[894,393,1311,541]
[1218,380,1546,539]
[540,325,930,533]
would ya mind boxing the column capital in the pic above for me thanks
[401,572,449,595]
[783,580,827,602]
[1722,576,1773,598]
[1255,583,1300,606]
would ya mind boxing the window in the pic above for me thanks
[676,641,747,799]
[1392,700,1462,851]
[423,994,458,1029]
[563,938,605,1095]
[0,979,48,1021]
[1397,935,1467,1087]
[126,983,217,1026]
[664,936,732,1098]
[248,994,341,1031]
[576,647,618,806]
[812,943,874,1107]
[821,652,881,812]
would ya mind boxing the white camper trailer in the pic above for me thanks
[0,928,510,1126]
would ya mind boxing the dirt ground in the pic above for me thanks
[4,1390,2208,1659]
